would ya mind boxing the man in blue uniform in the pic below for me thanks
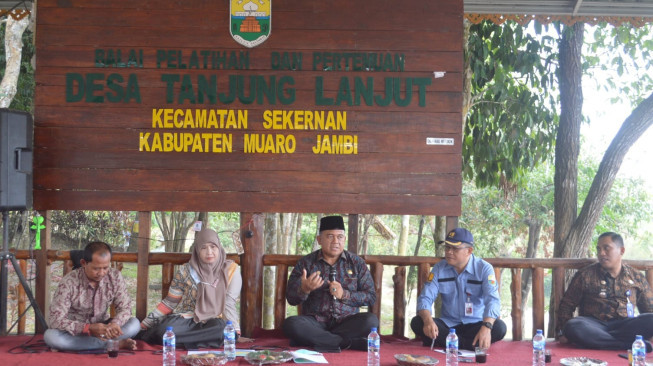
[411,228,506,350]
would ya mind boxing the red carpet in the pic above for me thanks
[1,331,629,365]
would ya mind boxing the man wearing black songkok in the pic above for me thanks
[283,215,378,352]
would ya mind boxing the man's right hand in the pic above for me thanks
[422,318,438,340]
[300,269,325,294]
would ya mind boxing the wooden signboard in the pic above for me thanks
[33,0,463,215]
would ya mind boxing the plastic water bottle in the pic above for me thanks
[632,335,646,366]
[367,327,380,366]
[446,328,459,366]
[162,326,176,366]
[532,329,545,366]
[223,320,236,361]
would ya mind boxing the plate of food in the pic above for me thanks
[394,353,440,366]
[180,351,228,366]
[245,350,294,365]
[559,357,607,366]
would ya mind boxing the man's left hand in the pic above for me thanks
[105,322,123,339]
[472,325,492,349]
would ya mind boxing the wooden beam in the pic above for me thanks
[240,212,264,337]
[136,211,151,320]
[35,210,51,334]
[347,214,359,255]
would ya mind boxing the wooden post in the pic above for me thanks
[445,216,458,233]
[240,212,264,337]
[532,267,545,335]
[392,266,406,338]
[17,259,27,335]
[35,210,51,334]
[417,262,431,294]
[510,268,522,341]
[162,263,174,300]
[274,264,288,329]
[370,262,383,328]
[494,268,502,294]
[136,211,151,320]
[552,267,566,338]
[347,214,359,254]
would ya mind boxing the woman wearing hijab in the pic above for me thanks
[138,228,242,348]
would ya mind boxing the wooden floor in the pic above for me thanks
[1,330,630,366]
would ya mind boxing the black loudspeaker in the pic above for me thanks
[0,109,33,210]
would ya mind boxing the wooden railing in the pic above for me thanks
[10,250,653,340]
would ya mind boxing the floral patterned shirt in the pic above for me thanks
[286,250,376,324]
[49,267,133,335]
[557,262,653,332]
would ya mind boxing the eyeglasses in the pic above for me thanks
[444,245,472,252]
[324,234,346,242]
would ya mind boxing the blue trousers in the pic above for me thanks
[563,314,653,350]
[44,317,140,351]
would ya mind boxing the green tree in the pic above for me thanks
[464,20,558,188]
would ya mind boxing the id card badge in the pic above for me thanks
[465,295,473,316]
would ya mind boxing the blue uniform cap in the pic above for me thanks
[440,228,474,247]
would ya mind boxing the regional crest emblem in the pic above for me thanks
[230,0,271,48]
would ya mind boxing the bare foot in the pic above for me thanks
[237,336,255,343]
[119,338,137,350]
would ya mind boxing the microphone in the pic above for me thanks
[329,268,336,300]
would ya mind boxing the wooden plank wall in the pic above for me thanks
[33,0,463,215]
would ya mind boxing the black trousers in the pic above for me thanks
[282,312,379,350]
[137,315,228,349]
[410,316,507,350]
[563,314,653,350]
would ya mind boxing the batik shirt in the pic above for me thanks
[49,267,133,336]
[416,254,501,326]
[557,262,653,331]
[286,250,376,324]
[141,262,242,331]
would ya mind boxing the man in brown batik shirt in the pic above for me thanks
[44,241,140,351]
[558,232,653,352]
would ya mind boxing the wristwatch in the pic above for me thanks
[482,321,493,330]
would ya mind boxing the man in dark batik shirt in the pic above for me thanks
[558,232,653,352]
[283,215,378,352]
